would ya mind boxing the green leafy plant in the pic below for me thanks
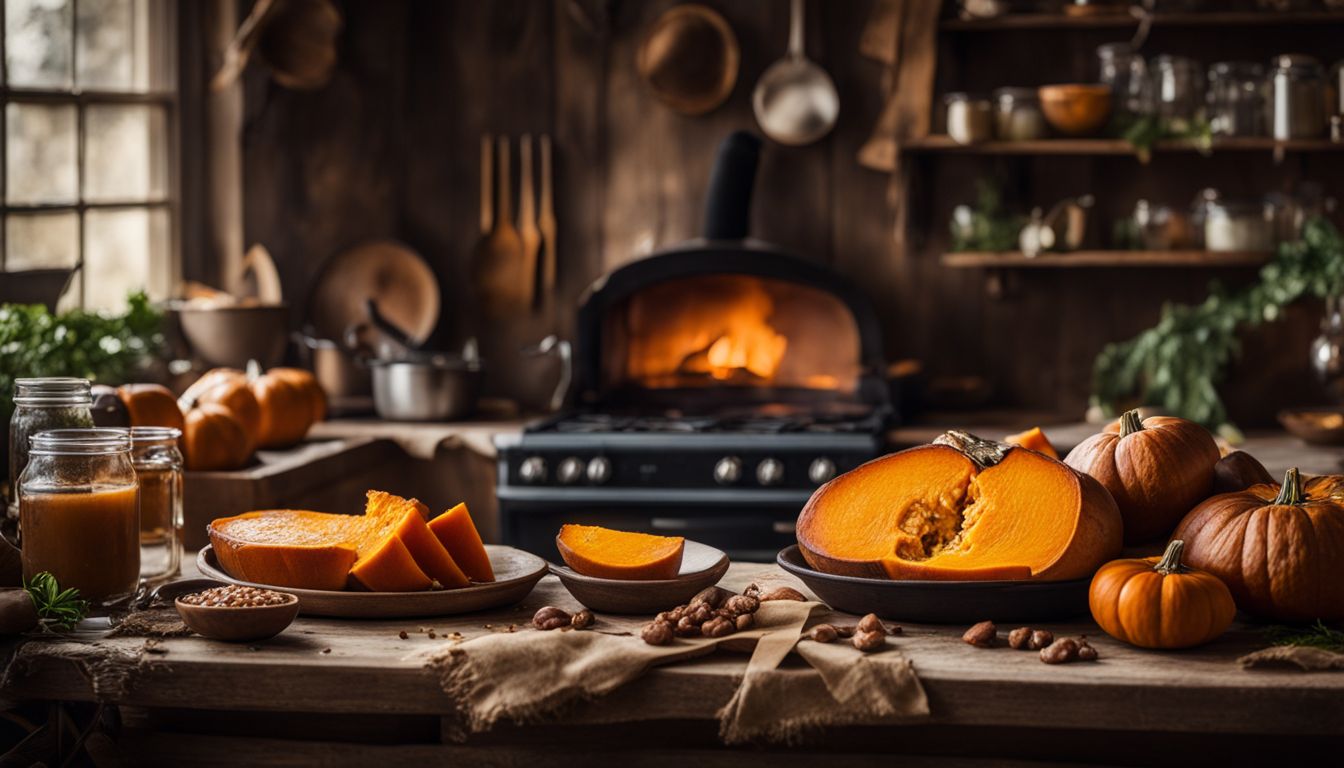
[1092,219,1344,432]
[0,292,164,426]
[25,571,90,631]
[1119,114,1213,163]
[949,179,1025,252]
[1263,620,1344,654]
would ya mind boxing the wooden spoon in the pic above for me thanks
[538,135,557,307]
[478,134,492,236]
[471,136,527,316]
[518,135,541,310]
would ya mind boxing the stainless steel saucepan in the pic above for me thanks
[368,352,482,421]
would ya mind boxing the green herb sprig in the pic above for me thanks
[25,571,90,631]
[1263,620,1344,654]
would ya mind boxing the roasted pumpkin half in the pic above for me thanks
[796,431,1122,581]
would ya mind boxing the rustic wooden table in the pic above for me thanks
[6,562,1342,766]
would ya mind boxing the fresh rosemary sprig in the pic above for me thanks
[24,571,90,631]
[1263,620,1344,653]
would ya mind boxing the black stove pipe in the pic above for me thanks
[702,131,762,241]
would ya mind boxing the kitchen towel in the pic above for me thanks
[1239,645,1344,671]
[427,600,929,744]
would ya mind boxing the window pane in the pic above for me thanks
[77,0,172,91]
[84,104,168,202]
[83,208,170,311]
[6,0,73,89]
[5,211,78,270]
[6,103,78,204]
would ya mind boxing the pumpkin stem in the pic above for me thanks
[1119,409,1145,438]
[1273,467,1305,506]
[1154,540,1188,575]
[933,430,1010,470]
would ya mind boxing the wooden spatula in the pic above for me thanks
[471,136,527,316]
[538,134,558,306]
[518,134,541,311]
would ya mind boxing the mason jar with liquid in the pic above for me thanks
[130,427,183,585]
[18,428,140,610]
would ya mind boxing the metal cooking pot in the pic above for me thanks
[368,354,481,421]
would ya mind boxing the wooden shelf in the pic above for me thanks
[903,136,1344,156]
[942,11,1344,31]
[940,250,1272,269]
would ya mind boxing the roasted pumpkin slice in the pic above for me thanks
[348,534,433,592]
[428,503,494,582]
[393,511,470,588]
[1004,426,1059,459]
[556,524,685,581]
[208,510,358,591]
[796,431,1122,582]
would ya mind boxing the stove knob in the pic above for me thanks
[713,456,743,485]
[557,457,585,485]
[756,458,785,486]
[808,457,837,485]
[587,456,613,484]
[519,456,547,484]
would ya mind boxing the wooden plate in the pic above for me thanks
[308,240,440,343]
[549,540,730,614]
[197,544,546,619]
[776,545,1090,624]
[1278,408,1344,446]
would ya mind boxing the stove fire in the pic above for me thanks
[677,284,788,381]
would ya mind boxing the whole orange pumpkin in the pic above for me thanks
[1065,410,1219,544]
[267,367,326,424]
[250,368,316,448]
[1173,467,1344,622]
[182,373,261,443]
[181,403,252,471]
[1089,539,1235,649]
[117,383,186,432]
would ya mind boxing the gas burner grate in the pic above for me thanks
[533,405,888,436]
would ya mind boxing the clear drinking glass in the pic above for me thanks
[130,426,183,585]
[18,428,139,610]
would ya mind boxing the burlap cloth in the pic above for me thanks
[426,600,928,745]
[1239,645,1344,671]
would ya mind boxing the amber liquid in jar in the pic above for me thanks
[21,485,140,605]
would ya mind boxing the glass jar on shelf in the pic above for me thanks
[1270,54,1326,140]
[17,428,139,610]
[1097,43,1149,122]
[7,378,94,540]
[992,87,1047,141]
[130,427,183,586]
[1151,55,1205,126]
[944,93,993,144]
[1191,190,1275,253]
[1207,62,1267,138]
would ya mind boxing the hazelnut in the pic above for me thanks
[570,609,594,630]
[857,613,886,636]
[1008,627,1032,650]
[1029,629,1055,651]
[810,624,839,643]
[852,629,885,652]
[641,621,674,646]
[532,606,571,631]
[1040,638,1080,664]
[1076,639,1099,662]
[701,616,736,638]
[760,586,807,602]
[962,620,997,648]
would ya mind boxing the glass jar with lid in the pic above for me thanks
[130,427,183,585]
[7,378,94,538]
[1207,62,1267,137]
[1097,43,1149,121]
[1192,190,1275,252]
[993,87,1047,141]
[1271,54,1326,139]
[944,93,993,145]
[1151,55,1204,125]
[18,428,139,610]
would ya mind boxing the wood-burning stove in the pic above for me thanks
[497,132,895,562]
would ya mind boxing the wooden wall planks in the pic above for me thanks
[240,0,1329,424]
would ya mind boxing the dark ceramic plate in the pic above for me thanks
[549,540,730,614]
[776,545,1090,624]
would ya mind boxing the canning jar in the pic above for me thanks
[1207,62,1267,137]
[7,378,94,536]
[993,88,1047,141]
[131,427,183,585]
[1097,43,1149,120]
[1193,192,1275,252]
[944,93,993,144]
[1271,54,1326,140]
[1151,55,1204,125]
[18,428,139,609]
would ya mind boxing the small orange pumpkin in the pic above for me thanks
[250,369,314,448]
[181,372,261,444]
[182,403,252,471]
[117,383,185,432]
[1089,539,1236,649]
[268,367,326,423]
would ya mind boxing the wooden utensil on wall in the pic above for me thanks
[538,135,557,308]
[518,135,541,310]
[479,134,493,236]
[471,136,527,316]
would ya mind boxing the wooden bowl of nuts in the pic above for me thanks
[549,540,730,614]
[175,585,300,642]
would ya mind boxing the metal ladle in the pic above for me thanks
[752,0,839,146]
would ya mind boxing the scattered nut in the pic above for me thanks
[570,609,594,630]
[723,594,760,615]
[1076,638,1099,662]
[321,648,331,654]
[428,631,437,639]
[398,630,408,640]
[744,583,762,599]
[735,612,754,631]
[832,625,856,638]
[760,586,807,602]
[690,586,732,609]
[1040,638,1079,664]
[962,620,997,648]
[701,616,736,638]
[1029,629,1054,651]
[810,624,839,643]
[857,613,886,636]
[532,606,572,631]
[675,615,701,637]
[1008,627,1032,650]
[689,604,714,624]
[641,621,674,646]
[852,629,885,652]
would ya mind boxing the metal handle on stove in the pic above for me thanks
[651,516,793,532]
[523,335,572,412]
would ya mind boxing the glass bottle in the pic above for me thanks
[1271,55,1326,140]
[18,428,139,610]
[7,378,94,541]
[130,427,183,585]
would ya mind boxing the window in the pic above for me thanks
[1,0,176,311]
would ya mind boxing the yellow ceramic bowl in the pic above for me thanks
[1038,84,1113,137]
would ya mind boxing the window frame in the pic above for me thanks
[0,0,180,309]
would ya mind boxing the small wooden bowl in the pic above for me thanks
[175,592,300,642]
[1279,408,1344,446]
[550,540,730,614]
[1038,84,1112,137]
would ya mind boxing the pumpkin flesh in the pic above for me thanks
[797,439,1122,582]
[349,534,432,592]
[1004,426,1059,459]
[428,503,495,582]
[556,524,685,581]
